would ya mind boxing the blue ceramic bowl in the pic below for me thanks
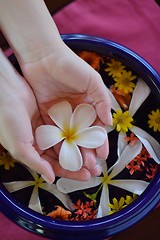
[0,34,160,240]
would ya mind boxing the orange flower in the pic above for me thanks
[110,85,131,110]
[77,50,103,71]
[72,199,97,221]
[125,132,139,146]
[47,206,71,220]
[126,160,142,175]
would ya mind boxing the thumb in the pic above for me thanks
[88,71,112,125]
[10,143,55,184]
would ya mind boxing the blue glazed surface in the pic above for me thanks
[0,34,159,240]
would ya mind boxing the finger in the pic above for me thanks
[88,71,112,125]
[43,153,91,181]
[10,143,55,184]
[92,119,109,160]
[81,148,102,176]
[96,137,109,160]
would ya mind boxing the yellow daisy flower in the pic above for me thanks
[105,58,126,77]
[108,197,126,215]
[114,70,137,94]
[113,109,134,132]
[148,109,160,132]
[125,194,137,205]
[0,151,16,170]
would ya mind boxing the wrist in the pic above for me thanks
[0,0,62,64]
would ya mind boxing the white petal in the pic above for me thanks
[97,186,110,218]
[108,140,142,179]
[3,181,34,192]
[35,125,64,150]
[97,159,108,176]
[117,132,127,157]
[110,179,149,195]
[57,177,100,194]
[29,187,42,213]
[129,78,150,116]
[40,183,74,210]
[132,126,160,164]
[48,101,72,130]
[59,140,83,171]
[106,88,121,111]
[70,103,96,130]
[75,126,107,148]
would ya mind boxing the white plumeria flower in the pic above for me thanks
[35,101,107,171]
[3,167,73,214]
[57,140,149,218]
[107,78,160,164]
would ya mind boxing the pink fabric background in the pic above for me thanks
[53,0,160,74]
[0,0,159,239]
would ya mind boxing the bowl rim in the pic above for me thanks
[0,34,160,237]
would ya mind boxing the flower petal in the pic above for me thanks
[132,126,160,164]
[70,103,96,130]
[108,140,142,178]
[57,177,100,194]
[129,78,150,116]
[35,125,64,150]
[40,183,74,210]
[59,140,83,171]
[3,181,34,192]
[48,101,72,130]
[97,185,110,218]
[29,187,42,213]
[75,126,107,148]
[117,132,127,157]
[110,179,149,195]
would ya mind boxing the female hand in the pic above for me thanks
[20,41,112,177]
[0,49,93,183]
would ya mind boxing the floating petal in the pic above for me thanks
[108,140,142,178]
[35,125,64,150]
[110,179,149,195]
[132,126,160,164]
[117,132,127,157]
[129,78,150,116]
[57,177,100,194]
[97,185,110,218]
[70,103,96,130]
[75,126,107,148]
[29,187,42,213]
[3,181,34,192]
[48,101,72,130]
[59,140,83,171]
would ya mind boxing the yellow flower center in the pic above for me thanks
[155,116,160,124]
[62,127,78,143]
[102,174,111,186]
[113,109,134,132]
[34,176,44,188]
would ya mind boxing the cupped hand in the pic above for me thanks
[0,51,92,184]
[20,41,112,177]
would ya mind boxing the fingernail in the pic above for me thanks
[41,174,54,184]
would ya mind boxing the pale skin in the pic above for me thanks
[0,0,112,183]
